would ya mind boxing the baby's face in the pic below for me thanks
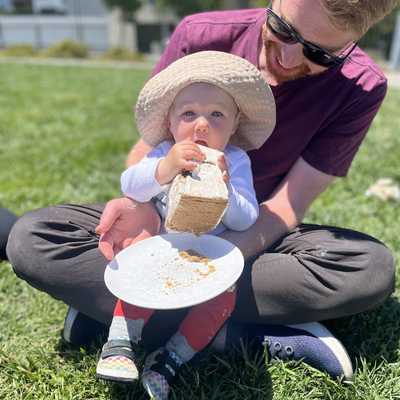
[168,83,239,151]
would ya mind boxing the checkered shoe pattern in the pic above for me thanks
[96,355,139,381]
[142,370,170,400]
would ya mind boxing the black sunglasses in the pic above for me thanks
[266,8,357,68]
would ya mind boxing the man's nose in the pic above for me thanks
[279,42,304,69]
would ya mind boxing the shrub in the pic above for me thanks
[0,44,37,57]
[43,40,89,58]
[101,47,144,62]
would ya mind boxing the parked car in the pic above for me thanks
[32,0,67,14]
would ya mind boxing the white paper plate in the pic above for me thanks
[104,233,244,310]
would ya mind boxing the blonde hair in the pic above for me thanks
[320,0,399,36]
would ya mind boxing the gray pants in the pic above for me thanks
[6,203,395,345]
[0,207,18,261]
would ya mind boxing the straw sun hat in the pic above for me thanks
[135,51,276,151]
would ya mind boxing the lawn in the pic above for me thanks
[1,62,400,400]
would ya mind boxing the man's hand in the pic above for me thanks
[155,140,205,185]
[95,197,161,261]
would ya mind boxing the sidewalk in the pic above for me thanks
[386,70,400,88]
[0,56,154,70]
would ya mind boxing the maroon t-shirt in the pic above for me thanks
[152,9,387,203]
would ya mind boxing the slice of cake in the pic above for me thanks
[165,145,228,234]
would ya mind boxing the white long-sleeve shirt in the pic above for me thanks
[121,141,259,235]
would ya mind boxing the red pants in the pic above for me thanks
[114,288,236,352]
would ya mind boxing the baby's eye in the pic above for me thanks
[211,111,224,117]
[182,111,195,118]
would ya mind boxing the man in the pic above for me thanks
[0,207,17,261]
[7,0,398,381]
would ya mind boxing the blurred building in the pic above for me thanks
[0,0,13,12]
[2,0,107,15]
[0,0,178,53]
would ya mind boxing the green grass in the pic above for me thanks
[0,62,400,399]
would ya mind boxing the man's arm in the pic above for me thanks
[125,138,154,167]
[220,157,335,260]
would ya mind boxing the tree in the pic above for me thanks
[102,0,142,21]
[156,0,223,17]
[360,6,400,59]
[225,0,251,8]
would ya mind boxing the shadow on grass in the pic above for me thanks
[327,296,400,366]
[55,334,273,400]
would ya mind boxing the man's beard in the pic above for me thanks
[262,26,310,84]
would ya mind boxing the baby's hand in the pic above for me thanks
[218,155,230,184]
[156,140,205,184]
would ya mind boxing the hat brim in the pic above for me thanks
[135,51,276,151]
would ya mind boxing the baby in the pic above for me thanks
[96,51,276,400]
